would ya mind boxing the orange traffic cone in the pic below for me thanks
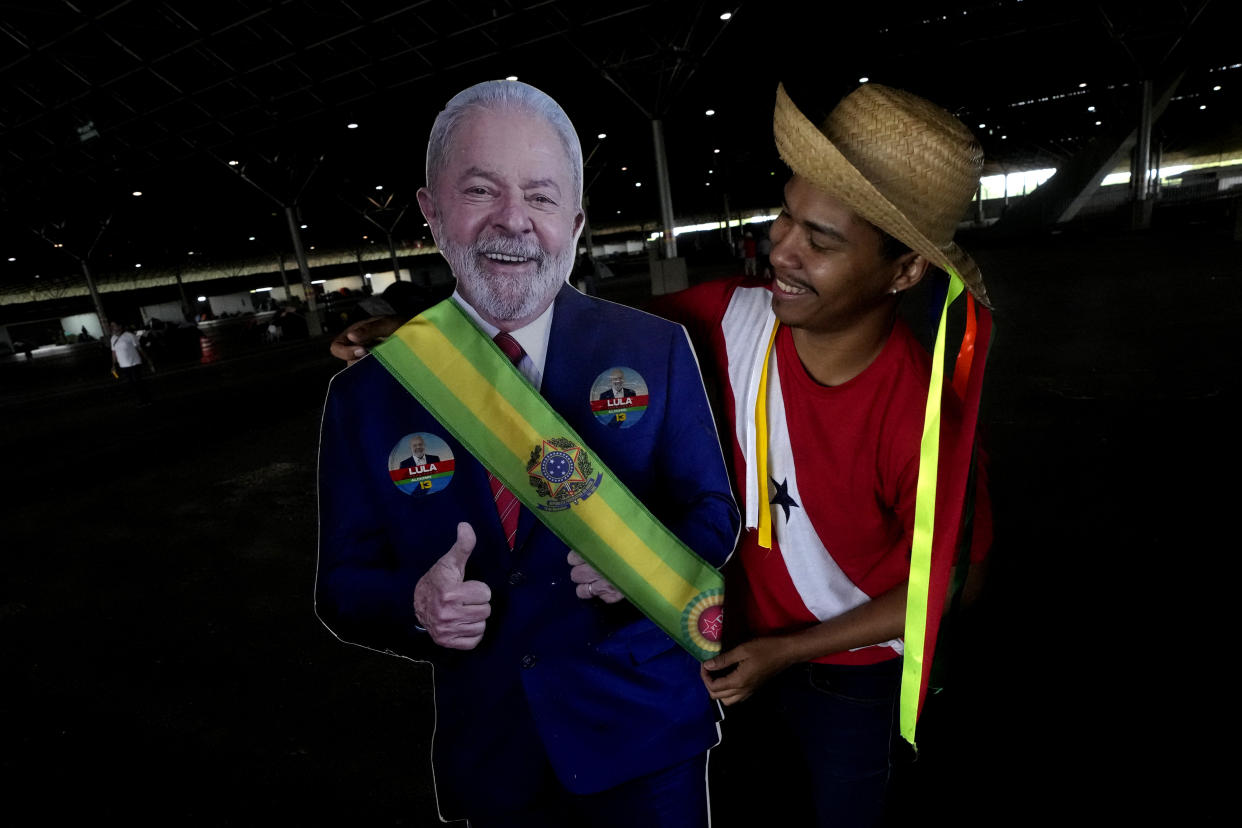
[199,335,217,364]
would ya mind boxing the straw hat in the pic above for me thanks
[773,83,989,306]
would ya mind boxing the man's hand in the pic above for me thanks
[700,637,795,706]
[329,315,403,364]
[413,523,491,649]
[567,551,623,603]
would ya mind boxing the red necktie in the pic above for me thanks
[490,332,526,548]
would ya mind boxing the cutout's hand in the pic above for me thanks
[567,550,623,603]
[413,523,491,649]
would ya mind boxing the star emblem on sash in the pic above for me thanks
[770,477,800,522]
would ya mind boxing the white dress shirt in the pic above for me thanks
[451,288,556,390]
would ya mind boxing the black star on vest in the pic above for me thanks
[770,477,800,522]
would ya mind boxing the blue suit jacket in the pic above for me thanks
[316,285,739,818]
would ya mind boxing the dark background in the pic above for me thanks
[1,1,1235,825]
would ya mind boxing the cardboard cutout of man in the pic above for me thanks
[315,80,738,827]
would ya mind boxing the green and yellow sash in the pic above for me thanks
[371,299,725,661]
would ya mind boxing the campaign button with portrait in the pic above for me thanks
[589,366,650,429]
[388,432,455,496]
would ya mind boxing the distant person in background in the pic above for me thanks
[742,231,757,276]
[79,325,95,342]
[756,228,773,278]
[109,320,153,405]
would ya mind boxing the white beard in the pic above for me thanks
[439,232,573,322]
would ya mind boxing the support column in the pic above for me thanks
[1132,79,1154,229]
[652,119,677,259]
[277,251,292,301]
[285,205,322,336]
[174,268,191,322]
[387,235,403,282]
[81,260,109,337]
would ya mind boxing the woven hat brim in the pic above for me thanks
[773,84,989,307]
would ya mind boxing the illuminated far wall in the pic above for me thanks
[140,301,188,325]
[316,275,370,294]
[206,292,255,316]
[268,285,307,302]
[63,312,105,338]
[362,270,410,294]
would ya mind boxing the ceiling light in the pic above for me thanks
[859,77,869,83]
[134,263,141,268]
[132,191,142,196]
[375,185,383,190]
[347,123,358,129]
[978,123,986,128]
[714,148,720,154]
[635,182,642,187]
[597,133,606,139]
[1087,106,1096,112]
[300,224,308,229]
[228,160,239,166]
[706,109,715,116]
[6,257,15,262]
[720,12,731,20]
[197,296,207,302]
[506,75,518,81]
[621,166,628,171]
[1095,120,1102,125]
[1079,83,1088,88]
[1214,85,1222,91]
[1200,105,1207,110]
[248,236,256,241]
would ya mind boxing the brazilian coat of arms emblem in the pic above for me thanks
[527,437,603,511]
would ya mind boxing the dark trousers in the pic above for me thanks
[710,658,902,828]
[119,364,151,404]
[466,752,709,828]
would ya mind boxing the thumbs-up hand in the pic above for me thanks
[413,522,492,650]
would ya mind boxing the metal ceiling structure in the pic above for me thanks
[0,0,1238,305]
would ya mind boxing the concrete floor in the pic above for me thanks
[2,212,1235,825]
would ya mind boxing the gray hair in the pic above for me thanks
[424,80,584,206]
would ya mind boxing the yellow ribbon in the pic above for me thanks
[755,321,780,549]
[899,273,964,747]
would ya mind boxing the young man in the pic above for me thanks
[658,83,994,827]
[315,80,737,828]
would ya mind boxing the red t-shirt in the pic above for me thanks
[654,276,991,665]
